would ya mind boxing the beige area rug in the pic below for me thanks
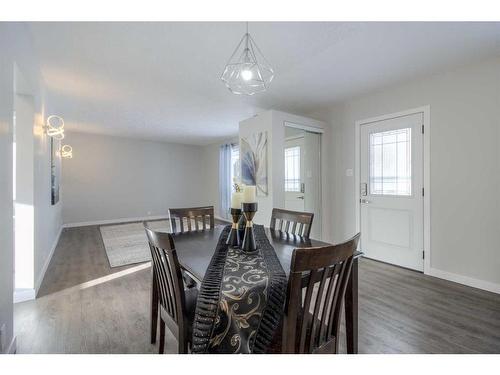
[100,220,170,268]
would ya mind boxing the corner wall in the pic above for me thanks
[239,110,333,241]
[0,22,62,353]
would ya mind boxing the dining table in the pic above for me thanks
[154,223,361,354]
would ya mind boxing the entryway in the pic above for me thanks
[356,108,429,272]
[284,123,322,239]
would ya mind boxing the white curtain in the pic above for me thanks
[219,144,232,219]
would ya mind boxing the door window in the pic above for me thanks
[369,128,411,196]
[284,146,301,192]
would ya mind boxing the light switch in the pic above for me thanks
[345,169,353,177]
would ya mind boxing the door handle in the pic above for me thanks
[360,199,371,204]
[297,196,305,200]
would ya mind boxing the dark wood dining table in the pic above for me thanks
[165,224,361,354]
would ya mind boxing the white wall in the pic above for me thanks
[62,132,210,225]
[0,22,62,353]
[310,57,500,291]
[0,24,16,354]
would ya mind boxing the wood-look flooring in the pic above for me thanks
[14,225,500,353]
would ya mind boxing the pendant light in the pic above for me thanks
[220,22,274,95]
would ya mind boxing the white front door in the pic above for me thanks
[360,112,424,271]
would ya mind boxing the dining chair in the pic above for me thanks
[144,223,198,354]
[282,233,361,354]
[168,206,215,233]
[270,208,314,238]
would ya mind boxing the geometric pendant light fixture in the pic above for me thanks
[220,22,274,95]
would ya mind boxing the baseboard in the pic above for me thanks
[6,336,17,354]
[62,215,170,228]
[428,267,500,295]
[35,225,63,295]
[13,288,35,303]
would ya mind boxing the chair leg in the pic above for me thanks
[150,270,159,344]
[159,319,166,354]
[151,304,158,344]
[179,337,189,354]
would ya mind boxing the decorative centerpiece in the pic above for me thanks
[226,183,244,247]
[241,186,258,252]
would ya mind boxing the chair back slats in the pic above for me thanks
[270,208,314,238]
[308,266,330,350]
[144,223,187,329]
[169,206,215,233]
[283,233,360,354]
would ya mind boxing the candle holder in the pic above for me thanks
[237,213,246,242]
[226,208,242,247]
[241,202,258,252]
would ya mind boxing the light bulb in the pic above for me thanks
[241,69,253,81]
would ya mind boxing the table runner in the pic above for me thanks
[192,225,287,353]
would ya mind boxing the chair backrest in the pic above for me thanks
[270,208,314,238]
[168,206,215,233]
[283,233,361,354]
[144,223,188,337]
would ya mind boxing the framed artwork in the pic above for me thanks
[51,137,60,205]
[241,131,268,196]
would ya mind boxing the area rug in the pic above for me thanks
[100,220,170,268]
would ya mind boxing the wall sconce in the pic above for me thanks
[46,115,65,140]
[61,144,73,159]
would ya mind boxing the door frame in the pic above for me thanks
[354,106,431,274]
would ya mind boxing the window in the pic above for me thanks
[230,143,240,190]
[370,128,411,196]
[284,146,301,192]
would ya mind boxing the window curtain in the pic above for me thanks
[219,144,232,219]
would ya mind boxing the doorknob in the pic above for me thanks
[297,196,304,200]
[360,199,371,204]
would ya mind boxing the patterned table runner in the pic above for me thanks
[192,225,287,353]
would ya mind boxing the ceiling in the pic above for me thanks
[29,22,500,145]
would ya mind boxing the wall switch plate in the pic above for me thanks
[346,169,353,177]
[0,323,6,353]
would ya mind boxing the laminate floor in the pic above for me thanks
[14,225,500,353]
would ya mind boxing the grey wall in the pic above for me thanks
[62,132,210,224]
[310,57,500,289]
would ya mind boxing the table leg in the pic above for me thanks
[150,266,158,344]
[345,257,358,354]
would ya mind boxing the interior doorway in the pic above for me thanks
[356,107,430,272]
[13,64,36,302]
[284,125,322,239]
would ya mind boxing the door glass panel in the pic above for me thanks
[370,128,411,196]
[284,146,301,192]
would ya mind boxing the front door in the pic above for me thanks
[360,112,424,271]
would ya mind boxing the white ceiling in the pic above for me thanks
[29,22,500,145]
